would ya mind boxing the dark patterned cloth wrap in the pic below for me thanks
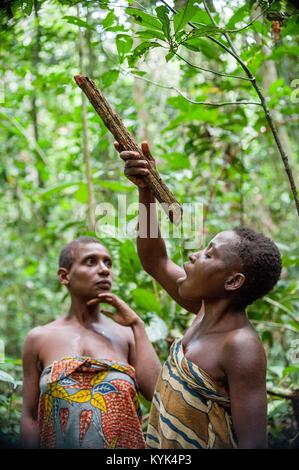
[147,339,237,449]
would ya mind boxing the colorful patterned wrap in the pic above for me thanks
[38,356,146,449]
[146,339,238,449]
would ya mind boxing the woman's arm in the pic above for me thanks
[21,329,42,448]
[87,292,161,401]
[222,332,268,449]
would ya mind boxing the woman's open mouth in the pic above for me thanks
[177,263,189,285]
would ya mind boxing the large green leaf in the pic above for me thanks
[125,7,162,30]
[63,16,95,31]
[173,0,200,34]
[282,16,299,37]
[102,11,116,29]
[145,314,168,342]
[155,5,171,40]
[160,152,191,170]
[226,4,248,29]
[0,370,15,385]
[270,45,299,59]
[74,184,88,203]
[182,37,220,59]
[128,41,161,67]
[191,9,211,25]
[136,29,166,41]
[187,25,222,39]
[167,95,191,112]
[132,288,162,314]
[101,70,119,88]
[119,240,142,280]
[165,96,218,130]
[116,34,133,64]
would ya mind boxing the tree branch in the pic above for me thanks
[203,0,299,217]
[267,387,296,399]
[77,4,96,231]
[251,319,299,334]
[161,0,299,217]
[226,6,271,34]
[267,387,299,428]
[122,70,260,106]
[174,51,253,81]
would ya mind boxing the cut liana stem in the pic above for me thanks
[74,75,182,225]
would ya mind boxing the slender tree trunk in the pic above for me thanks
[31,0,47,327]
[130,2,151,143]
[261,57,294,160]
[252,4,294,162]
[32,0,44,189]
[86,8,95,78]
[77,5,96,231]
[250,5,298,212]
[133,77,151,143]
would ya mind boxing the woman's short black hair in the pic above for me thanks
[58,236,102,270]
[232,226,282,308]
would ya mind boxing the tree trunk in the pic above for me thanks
[77,5,96,231]
[31,0,44,189]
[261,57,294,161]
[86,7,95,79]
[253,5,296,182]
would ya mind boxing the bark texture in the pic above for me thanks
[74,75,182,224]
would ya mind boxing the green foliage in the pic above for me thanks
[173,0,199,35]
[116,34,133,63]
[226,4,249,29]
[155,5,170,40]
[0,0,298,448]
[63,15,95,30]
[125,7,162,30]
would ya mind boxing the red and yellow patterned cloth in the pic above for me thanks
[38,356,146,449]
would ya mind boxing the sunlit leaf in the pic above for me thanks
[187,25,222,39]
[116,34,133,64]
[226,4,248,29]
[63,16,95,31]
[125,7,162,30]
[102,11,116,29]
[145,314,168,342]
[173,0,200,34]
[132,288,161,314]
[136,29,165,41]
[128,41,161,67]
[119,240,142,280]
[101,70,119,88]
[182,37,220,59]
[155,5,170,40]
[0,371,15,385]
